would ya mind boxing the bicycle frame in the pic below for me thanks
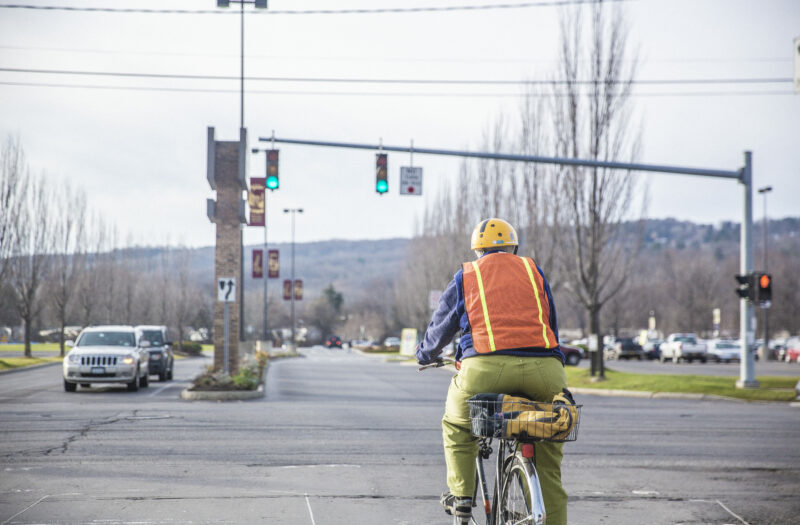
[473,437,546,525]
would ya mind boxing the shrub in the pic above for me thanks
[179,341,202,355]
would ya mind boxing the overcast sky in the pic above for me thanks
[1,0,798,247]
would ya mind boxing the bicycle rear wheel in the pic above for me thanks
[497,455,545,525]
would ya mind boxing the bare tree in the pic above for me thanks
[10,175,54,356]
[172,246,194,351]
[0,135,29,284]
[50,183,87,355]
[76,214,108,326]
[552,2,643,378]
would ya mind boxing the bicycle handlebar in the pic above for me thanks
[418,357,456,371]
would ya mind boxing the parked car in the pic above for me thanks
[560,344,583,366]
[608,337,644,360]
[63,326,150,392]
[660,333,708,363]
[785,337,800,363]
[383,336,401,348]
[136,325,174,381]
[642,340,662,360]
[325,335,343,348]
[707,339,741,363]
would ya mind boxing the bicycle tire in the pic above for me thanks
[497,454,545,525]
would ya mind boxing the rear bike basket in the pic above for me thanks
[468,396,581,443]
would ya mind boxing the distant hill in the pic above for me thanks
[158,217,800,300]
[185,238,411,299]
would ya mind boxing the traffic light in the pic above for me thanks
[756,272,772,304]
[735,273,754,300]
[376,153,388,194]
[266,150,279,191]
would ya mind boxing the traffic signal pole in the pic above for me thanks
[260,135,759,388]
[738,152,758,388]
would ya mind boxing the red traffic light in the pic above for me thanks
[759,274,770,289]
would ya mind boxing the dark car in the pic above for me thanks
[642,340,662,360]
[325,335,342,349]
[611,337,644,360]
[560,344,583,366]
[136,325,174,381]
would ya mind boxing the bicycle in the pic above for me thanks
[420,358,581,525]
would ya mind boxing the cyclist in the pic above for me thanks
[416,218,569,525]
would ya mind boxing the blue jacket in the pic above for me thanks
[416,251,564,365]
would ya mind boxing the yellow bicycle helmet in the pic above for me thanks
[470,218,519,251]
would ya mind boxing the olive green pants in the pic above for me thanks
[442,355,568,525]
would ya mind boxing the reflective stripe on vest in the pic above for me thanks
[462,253,554,353]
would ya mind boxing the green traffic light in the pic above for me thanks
[266,176,279,190]
[376,180,388,193]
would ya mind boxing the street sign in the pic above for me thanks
[400,166,423,195]
[400,328,417,356]
[283,280,292,301]
[217,277,236,303]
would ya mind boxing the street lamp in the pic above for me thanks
[758,185,773,359]
[283,208,303,348]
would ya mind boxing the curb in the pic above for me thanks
[180,383,265,401]
[570,387,752,403]
[0,361,62,375]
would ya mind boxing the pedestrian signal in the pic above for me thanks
[266,150,279,190]
[376,153,388,194]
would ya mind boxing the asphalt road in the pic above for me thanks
[1,347,799,524]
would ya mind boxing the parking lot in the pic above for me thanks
[586,355,800,377]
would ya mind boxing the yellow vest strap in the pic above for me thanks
[521,258,551,348]
[471,261,496,352]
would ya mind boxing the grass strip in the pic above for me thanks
[0,343,62,352]
[0,356,62,371]
[565,367,799,402]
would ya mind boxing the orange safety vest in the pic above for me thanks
[462,252,555,353]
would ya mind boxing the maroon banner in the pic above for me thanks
[282,280,292,301]
[252,249,263,279]
[248,177,265,226]
[268,249,279,278]
[293,279,303,301]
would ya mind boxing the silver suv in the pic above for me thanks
[63,326,150,392]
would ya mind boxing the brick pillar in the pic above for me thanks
[209,136,245,374]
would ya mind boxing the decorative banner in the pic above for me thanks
[293,279,303,301]
[248,177,265,226]
[252,249,263,279]
[268,249,279,278]
[282,280,292,301]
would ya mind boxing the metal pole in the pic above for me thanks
[738,151,758,388]
[760,187,771,360]
[290,211,296,348]
[268,190,269,342]
[240,0,244,132]
[224,302,230,375]
[259,136,740,180]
